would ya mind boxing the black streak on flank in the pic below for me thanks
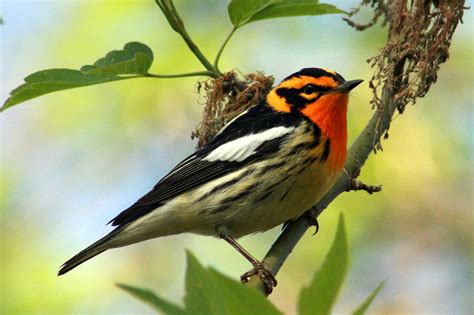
[298,118,322,149]
[279,189,290,201]
[196,178,240,202]
[254,172,294,204]
[196,169,254,202]
[320,139,331,162]
[287,133,320,156]
[309,155,320,164]
[295,154,320,176]
[259,161,287,174]
[254,190,274,203]
[312,124,321,143]
[220,182,260,206]
[296,165,307,176]
[264,174,291,193]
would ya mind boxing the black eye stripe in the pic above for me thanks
[276,87,313,109]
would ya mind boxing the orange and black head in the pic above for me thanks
[267,67,363,169]
[266,67,362,114]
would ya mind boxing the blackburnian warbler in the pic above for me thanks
[58,68,362,290]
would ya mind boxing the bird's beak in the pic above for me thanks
[329,79,364,93]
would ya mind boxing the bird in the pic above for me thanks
[58,67,362,291]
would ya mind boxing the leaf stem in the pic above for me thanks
[155,0,221,77]
[145,71,217,79]
[214,27,237,71]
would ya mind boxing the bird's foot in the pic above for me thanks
[303,208,320,235]
[240,263,277,294]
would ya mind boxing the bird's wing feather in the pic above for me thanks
[109,104,303,226]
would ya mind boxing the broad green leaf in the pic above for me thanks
[1,69,126,111]
[228,0,345,28]
[184,251,282,315]
[1,42,153,112]
[81,42,153,75]
[352,281,385,315]
[298,214,349,315]
[228,0,278,27]
[249,1,346,24]
[117,283,187,315]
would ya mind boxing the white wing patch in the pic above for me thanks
[203,126,294,162]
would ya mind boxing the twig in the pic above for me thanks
[154,0,220,77]
[346,179,382,194]
[214,27,237,72]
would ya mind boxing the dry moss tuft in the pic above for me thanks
[192,71,274,148]
[370,0,465,112]
[346,0,465,150]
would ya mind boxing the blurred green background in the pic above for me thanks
[1,1,472,314]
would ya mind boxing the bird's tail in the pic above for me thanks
[58,228,121,276]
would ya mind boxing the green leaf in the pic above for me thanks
[298,214,349,315]
[352,281,385,315]
[1,42,153,112]
[81,42,153,75]
[249,1,346,23]
[184,251,282,315]
[117,283,187,315]
[2,69,125,111]
[228,0,278,27]
[228,0,345,28]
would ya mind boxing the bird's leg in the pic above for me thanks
[303,207,320,235]
[219,233,277,293]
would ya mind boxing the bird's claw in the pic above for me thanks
[240,263,277,294]
[303,209,320,235]
[311,218,320,235]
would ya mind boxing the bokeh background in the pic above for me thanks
[1,1,472,314]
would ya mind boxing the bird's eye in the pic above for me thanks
[303,85,316,94]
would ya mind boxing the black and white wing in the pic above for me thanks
[109,102,303,226]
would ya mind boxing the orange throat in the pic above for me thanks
[301,94,348,171]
